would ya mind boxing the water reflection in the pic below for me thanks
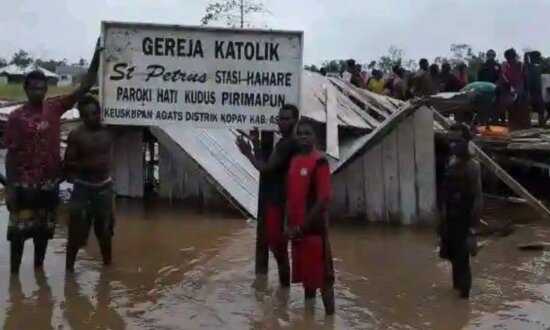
[63,271,125,330]
[4,272,53,330]
[0,202,548,329]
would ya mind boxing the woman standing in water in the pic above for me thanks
[285,120,335,315]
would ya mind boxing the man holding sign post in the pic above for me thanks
[99,22,303,281]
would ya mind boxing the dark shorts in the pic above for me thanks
[7,209,57,242]
[68,181,115,248]
[7,183,59,242]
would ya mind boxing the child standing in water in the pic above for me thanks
[285,120,335,315]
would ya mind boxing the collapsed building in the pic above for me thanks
[0,71,438,225]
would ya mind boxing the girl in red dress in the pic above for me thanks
[285,120,335,315]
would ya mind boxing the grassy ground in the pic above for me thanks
[0,83,74,102]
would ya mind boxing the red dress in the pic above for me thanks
[287,151,334,290]
[500,61,529,130]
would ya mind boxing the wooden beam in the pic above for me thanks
[255,130,274,276]
[328,78,388,121]
[325,84,339,159]
[484,193,527,204]
[502,157,550,171]
[431,107,550,220]
[332,102,420,174]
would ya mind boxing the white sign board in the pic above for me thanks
[100,21,303,129]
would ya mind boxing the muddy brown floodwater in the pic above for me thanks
[0,199,549,330]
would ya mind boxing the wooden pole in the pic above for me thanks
[254,130,273,275]
[431,107,550,220]
[240,0,244,28]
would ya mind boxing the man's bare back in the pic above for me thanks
[65,125,114,184]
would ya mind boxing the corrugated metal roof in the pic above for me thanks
[55,65,87,76]
[150,126,259,218]
[0,64,59,78]
[148,74,417,217]
[302,71,374,130]
[145,73,395,218]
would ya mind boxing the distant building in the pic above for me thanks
[55,65,87,87]
[0,64,59,85]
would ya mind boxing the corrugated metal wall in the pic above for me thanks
[112,129,144,198]
[158,141,226,208]
[331,107,436,225]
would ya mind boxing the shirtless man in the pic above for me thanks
[441,123,482,299]
[64,95,115,271]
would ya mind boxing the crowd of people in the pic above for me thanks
[334,48,548,130]
[0,38,507,317]
[1,39,337,315]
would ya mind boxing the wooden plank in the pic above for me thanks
[325,84,340,159]
[332,101,420,173]
[431,107,550,220]
[413,107,436,224]
[158,143,172,199]
[256,130,274,275]
[507,142,550,151]
[330,172,349,217]
[112,129,144,198]
[112,132,128,196]
[397,116,418,225]
[382,130,400,224]
[155,129,226,207]
[344,156,366,217]
[502,157,550,171]
[364,143,385,223]
[329,78,389,121]
[127,130,145,197]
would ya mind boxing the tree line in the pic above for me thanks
[0,49,89,72]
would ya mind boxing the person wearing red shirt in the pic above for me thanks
[499,48,529,130]
[1,41,101,274]
[285,120,335,315]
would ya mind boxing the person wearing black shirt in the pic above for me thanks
[441,124,482,299]
[525,51,546,125]
[236,104,299,287]
[478,49,501,84]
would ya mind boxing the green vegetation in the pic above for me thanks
[0,84,74,102]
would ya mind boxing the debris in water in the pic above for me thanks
[158,266,173,274]
[517,242,550,251]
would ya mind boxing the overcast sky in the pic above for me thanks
[1,0,549,66]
